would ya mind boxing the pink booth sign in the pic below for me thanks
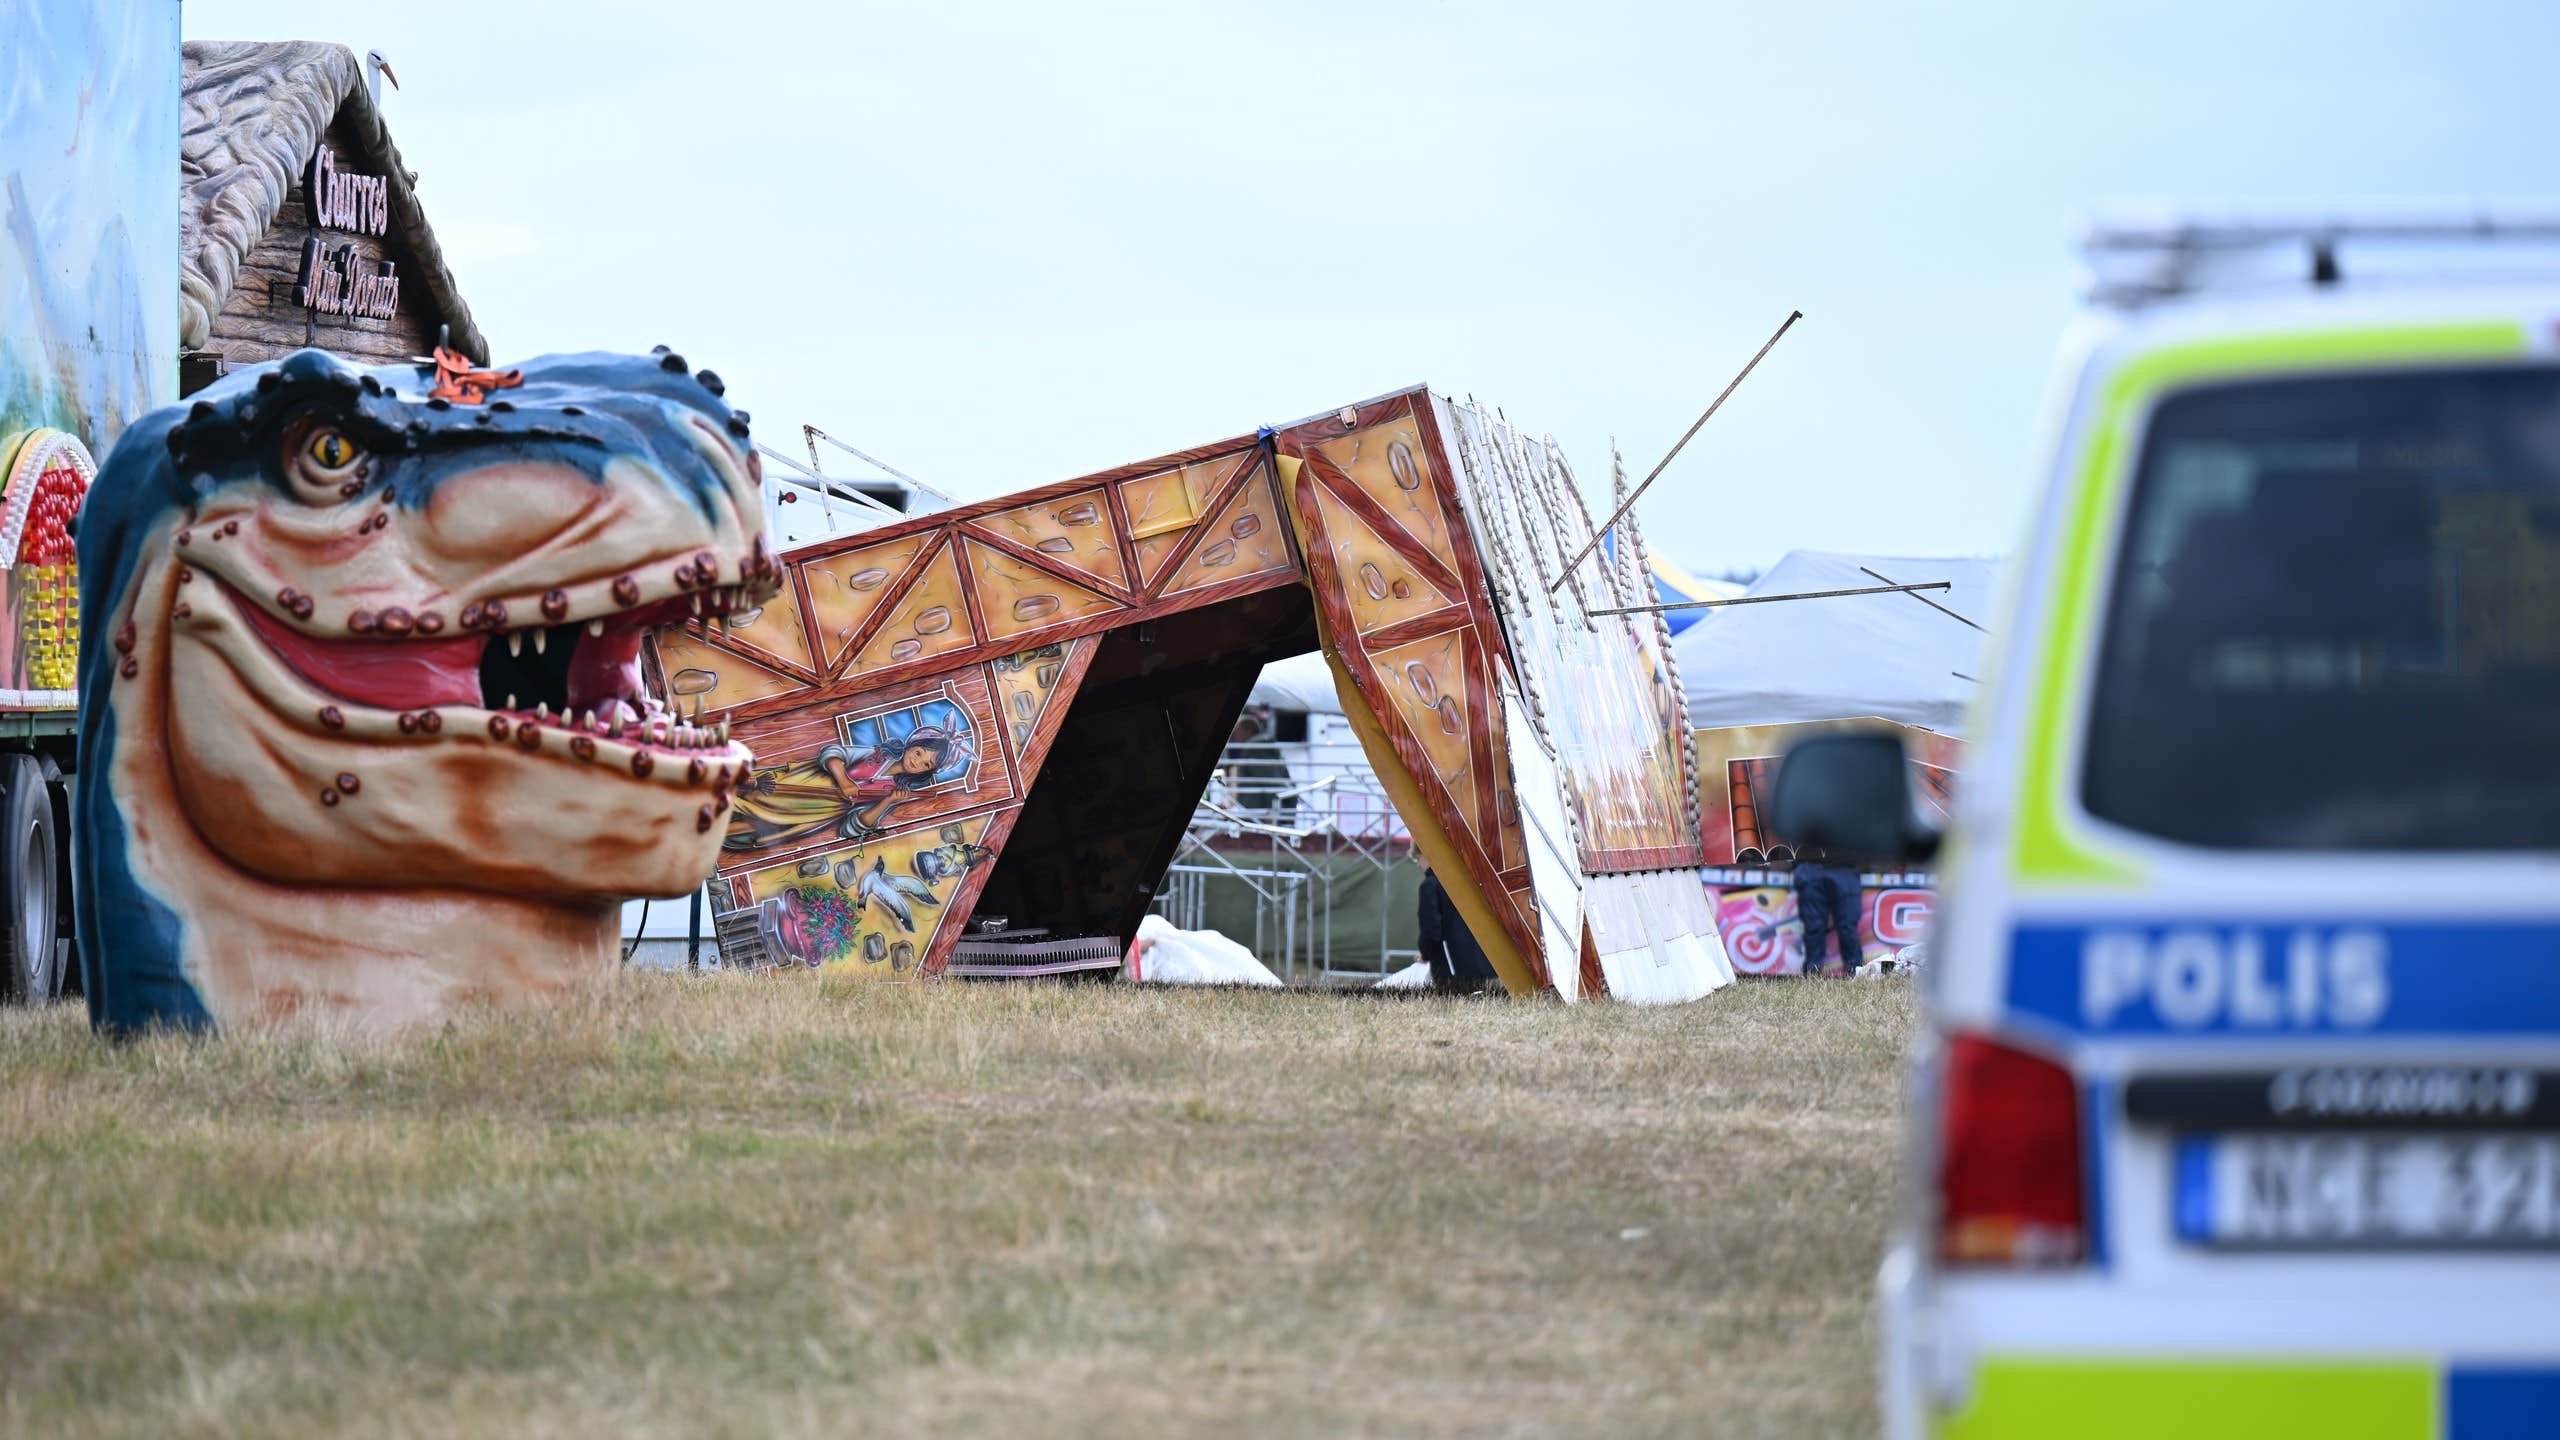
[1704,877,1936,976]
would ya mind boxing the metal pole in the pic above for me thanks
[1550,309,1802,592]
[687,884,703,972]
[1858,565,1986,633]
[804,425,956,505]
[1584,579,1951,617]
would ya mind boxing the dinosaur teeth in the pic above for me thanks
[507,632,523,657]
[536,702,551,721]
[587,619,605,638]
[505,692,518,711]
[531,628,546,655]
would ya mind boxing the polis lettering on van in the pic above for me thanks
[2081,927,2390,1031]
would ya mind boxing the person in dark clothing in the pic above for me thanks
[1417,866,1501,993]
[1792,846,1865,978]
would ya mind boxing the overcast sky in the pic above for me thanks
[184,0,2555,573]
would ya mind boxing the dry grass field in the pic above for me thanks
[1,976,1915,1439]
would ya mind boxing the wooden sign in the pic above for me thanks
[307,147,388,236]
[296,144,397,318]
[293,239,400,320]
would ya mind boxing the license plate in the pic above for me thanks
[2175,1132,2560,1249]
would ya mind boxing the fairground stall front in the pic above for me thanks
[1677,550,1999,975]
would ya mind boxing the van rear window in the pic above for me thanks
[2083,366,2560,851]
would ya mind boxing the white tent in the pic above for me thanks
[1247,650,1342,714]
[1674,551,2002,736]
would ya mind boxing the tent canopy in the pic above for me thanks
[1674,550,2001,735]
[1249,649,1342,714]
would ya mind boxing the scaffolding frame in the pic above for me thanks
[1151,731,1421,985]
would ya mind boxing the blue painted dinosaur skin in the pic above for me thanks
[77,347,777,1033]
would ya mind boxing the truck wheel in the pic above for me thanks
[0,755,59,1005]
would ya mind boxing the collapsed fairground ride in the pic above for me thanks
[676,387,1737,1002]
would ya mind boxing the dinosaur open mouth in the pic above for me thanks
[226,574,752,750]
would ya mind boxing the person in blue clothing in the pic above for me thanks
[1792,845,1865,978]
[1417,866,1501,994]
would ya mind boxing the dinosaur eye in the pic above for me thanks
[283,422,370,500]
[306,429,360,473]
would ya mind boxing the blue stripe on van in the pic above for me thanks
[2448,1366,2560,1439]
[2007,923,2560,1037]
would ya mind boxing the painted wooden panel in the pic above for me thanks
[715,635,1098,979]
[801,532,931,672]
[1367,630,1477,821]
[963,538,1122,642]
[657,626,808,712]
[1305,416,1460,577]
[719,571,818,676]
[974,489,1129,593]
[1118,458,1210,542]
[1160,461,1293,596]
[1299,469,1461,633]
[727,813,999,975]
[848,540,976,675]
[1271,395,1545,994]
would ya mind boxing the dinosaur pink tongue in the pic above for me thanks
[566,623,646,712]
[234,588,482,710]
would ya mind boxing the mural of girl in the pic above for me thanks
[726,721,972,851]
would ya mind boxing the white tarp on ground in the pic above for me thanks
[1125,914,1284,986]
[1674,550,2002,735]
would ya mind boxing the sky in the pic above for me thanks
[183,0,2559,575]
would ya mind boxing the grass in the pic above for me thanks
[0,976,1915,1438]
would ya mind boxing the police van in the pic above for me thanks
[1775,213,2560,1438]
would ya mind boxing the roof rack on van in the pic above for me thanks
[2080,207,2560,306]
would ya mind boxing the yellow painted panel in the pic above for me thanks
[1307,480,1457,633]
[1133,529,1184,589]
[989,641,1077,756]
[722,567,815,673]
[802,533,929,671]
[732,815,995,976]
[1117,459,1210,541]
[1162,462,1292,595]
[965,539,1121,642]
[976,488,1128,593]
[1368,630,1476,816]
[656,627,808,711]
[849,543,976,674]
[1309,417,1456,572]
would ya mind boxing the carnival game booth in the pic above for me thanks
[1676,550,1998,975]
[681,388,1734,1002]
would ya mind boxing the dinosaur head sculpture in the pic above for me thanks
[77,347,777,1033]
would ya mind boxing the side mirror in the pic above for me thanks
[1769,733,1941,864]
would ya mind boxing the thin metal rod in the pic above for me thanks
[803,425,954,503]
[1585,579,1949,617]
[1550,308,1802,592]
[1858,564,1986,633]
[754,443,904,516]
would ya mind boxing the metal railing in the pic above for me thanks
[1152,731,1421,984]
